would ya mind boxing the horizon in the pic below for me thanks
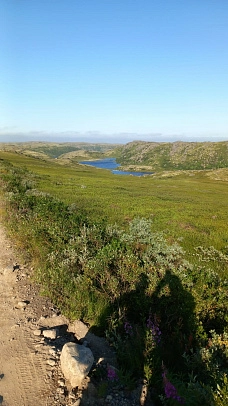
[1,1,228,140]
[0,131,228,145]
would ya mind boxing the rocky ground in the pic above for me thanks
[0,217,154,406]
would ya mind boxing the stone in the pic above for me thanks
[33,329,42,336]
[60,342,94,388]
[68,320,89,340]
[43,328,58,340]
[68,320,117,366]
[72,399,81,406]
[47,359,56,366]
[16,301,28,309]
[38,315,68,328]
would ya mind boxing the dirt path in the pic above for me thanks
[0,222,56,405]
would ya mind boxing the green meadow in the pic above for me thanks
[0,149,227,405]
[1,150,228,259]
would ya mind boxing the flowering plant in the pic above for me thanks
[107,365,118,382]
[147,314,162,344]
[162,368,185,404]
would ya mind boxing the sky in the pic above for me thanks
[1,0,228,143]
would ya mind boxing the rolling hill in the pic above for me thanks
[113,140,228,171]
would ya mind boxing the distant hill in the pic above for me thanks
[113,140,228,171]
[0,141,120,162]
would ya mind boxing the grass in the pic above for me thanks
[1,151,227,258]
[0,150,228,405]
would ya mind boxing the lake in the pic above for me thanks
[80,158,153,176]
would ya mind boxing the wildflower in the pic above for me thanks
[124,320,133,336]
[147,314,161,343]
[107,366,118,381]
[162,371,185,404]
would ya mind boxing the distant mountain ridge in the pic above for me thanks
[114,140,228,171]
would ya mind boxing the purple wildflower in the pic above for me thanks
[107,366,118,382]
[162,371,185,404]
[124,320,133,336]
[147,314,161,343]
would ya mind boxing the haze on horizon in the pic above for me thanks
[1,1,228,144]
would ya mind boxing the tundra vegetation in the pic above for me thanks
[0,142,227,405]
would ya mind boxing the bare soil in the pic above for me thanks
[0,219,59,405]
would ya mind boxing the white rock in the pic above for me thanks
[33,329,42,336]
[47,359,56,366]
[16,301,28,309]
[60,342,94,388]
[68,320,89,340]
[43,328,58,340]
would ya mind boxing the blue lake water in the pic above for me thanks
[80,158,153,176]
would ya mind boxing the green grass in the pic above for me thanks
[1,151,228,259]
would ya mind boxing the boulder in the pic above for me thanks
[38,315,68,328]
[60,342,94,388]
[68,320,117,366]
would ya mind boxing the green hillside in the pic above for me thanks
[0,141,120,161]
[114,140,228,171]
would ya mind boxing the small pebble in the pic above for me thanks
[33,329,42,336]
[47,359,56,366]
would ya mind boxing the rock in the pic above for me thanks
[43,328,58,340]
[38,315,68,328]
[84,332,117,366]
[68,320,89,340]
[47,359,56,366]
[16,301,28,309]
[72,399,81,406]
[33,329,42,336]
[60,342,94,388]
[68,320,117,366]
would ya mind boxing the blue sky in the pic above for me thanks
[1,0,228,143]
